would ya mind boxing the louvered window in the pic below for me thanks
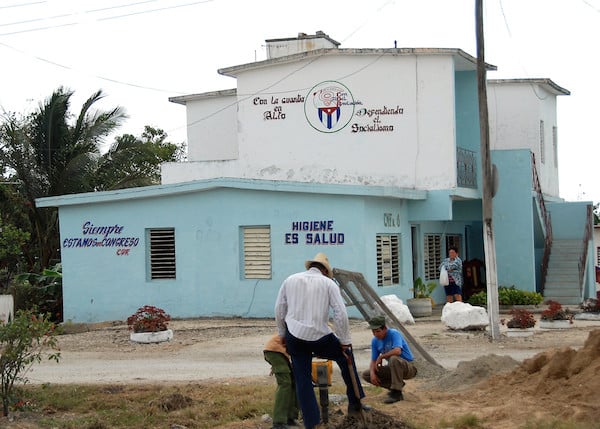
[377,234,399,286]
[148,228,176,279]
[243,226,271,279]
[424,234,441,281]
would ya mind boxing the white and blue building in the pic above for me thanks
[37,32,595,323]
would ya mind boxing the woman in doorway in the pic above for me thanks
[440,246,463,302]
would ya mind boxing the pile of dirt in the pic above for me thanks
[425,353,520,391]
[425,328,600,427]
[330,408,414,429]
[335,329,600,429]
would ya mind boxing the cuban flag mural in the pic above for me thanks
[305,81,355,133]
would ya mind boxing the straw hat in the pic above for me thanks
[305,252,333,278]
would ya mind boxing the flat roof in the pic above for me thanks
[218,47,497,78]
[36,177,427,208]
[488,78,570,96]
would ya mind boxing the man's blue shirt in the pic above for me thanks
[370,328,414,362]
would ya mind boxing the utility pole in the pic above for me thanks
[475,0,501,340]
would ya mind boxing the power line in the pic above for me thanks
[0,0,213,36]
[0,40,188,94]
[0,1,45,10]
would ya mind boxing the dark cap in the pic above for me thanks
[368,315,386,330]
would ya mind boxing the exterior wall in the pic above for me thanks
[594,226,600,268]
[56,185,417,323]
[547,201,592,239]
[266,32,339,59]
[185,93,238,161]
[163,54,467,191]
[488,82,560,197]
[491,150,537,291]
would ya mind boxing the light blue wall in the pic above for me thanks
[491,149,537,291]
[547,200,596,299]
[547,201,591,239]
[455,70,482,192]
[57,187,418,322]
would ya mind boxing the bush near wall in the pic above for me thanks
[468,286,543,307]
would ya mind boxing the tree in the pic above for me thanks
[0,309,60,417]
[0,87,127,270]
[93,125,185,191]
[593,203,599,225]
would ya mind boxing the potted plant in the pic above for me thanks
[576,298,600,320]
[539,300,573,329]
[127,305,173,343]
[407,277,437,317]
[502,308,536,337]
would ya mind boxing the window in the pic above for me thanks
[539,120,545,164]
[446,235,461,256]
[552,126,558,167]
[424,234,441,281]
[148,228,176,279]
[377,234,399,286]
[243,226,271,279]
[597,246,600,266]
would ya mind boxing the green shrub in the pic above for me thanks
[0,309,61,416]
[468,286,543,306]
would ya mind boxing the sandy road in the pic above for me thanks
[27,314,600,385]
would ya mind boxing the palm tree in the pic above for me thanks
[0,87,126,269]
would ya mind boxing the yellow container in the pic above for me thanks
[311,359,332,386]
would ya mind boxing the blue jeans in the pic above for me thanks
[285,331,365,428]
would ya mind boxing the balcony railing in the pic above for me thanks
[457,147,477,188]
[531,152,552,295]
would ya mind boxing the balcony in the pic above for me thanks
[457,147,477,188]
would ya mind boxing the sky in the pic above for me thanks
[1,0,599,204]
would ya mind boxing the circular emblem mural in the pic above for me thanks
[304,81,355,133]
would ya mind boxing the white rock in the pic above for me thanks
[441,301,488,330]
[380,294,415,325]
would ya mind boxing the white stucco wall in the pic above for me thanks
[184,92,238,161]
[488,81,562,197]
[163,53,459,190]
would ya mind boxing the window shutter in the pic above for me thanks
[243,226,271,279]
[149,228,176,279]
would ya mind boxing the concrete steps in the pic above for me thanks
[543,239,584,305]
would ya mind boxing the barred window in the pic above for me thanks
[424,234,441,281]
[446,235,461,256]
[242,226,271,279]
[377,234,399,286]
[148,228,176,280]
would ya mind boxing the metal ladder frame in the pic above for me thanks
[333,268,442,368]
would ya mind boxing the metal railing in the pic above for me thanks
[531,152,552,294]
[578,204,593,291]
[457,147,477,188]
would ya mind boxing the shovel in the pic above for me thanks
[343,346,367,425]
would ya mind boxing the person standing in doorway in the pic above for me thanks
[440,246,463,302]
[275,252,365,429]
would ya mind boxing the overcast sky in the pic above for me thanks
[1,0,598,204]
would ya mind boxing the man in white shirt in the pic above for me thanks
[275,252,364,429]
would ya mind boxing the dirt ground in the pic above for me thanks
[10,311,600,428]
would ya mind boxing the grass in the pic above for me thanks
[10,382,277,428]
[9,381,352,429]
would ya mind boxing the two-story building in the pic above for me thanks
[37,31,595,323]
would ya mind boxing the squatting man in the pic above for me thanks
[361,315,417,403]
